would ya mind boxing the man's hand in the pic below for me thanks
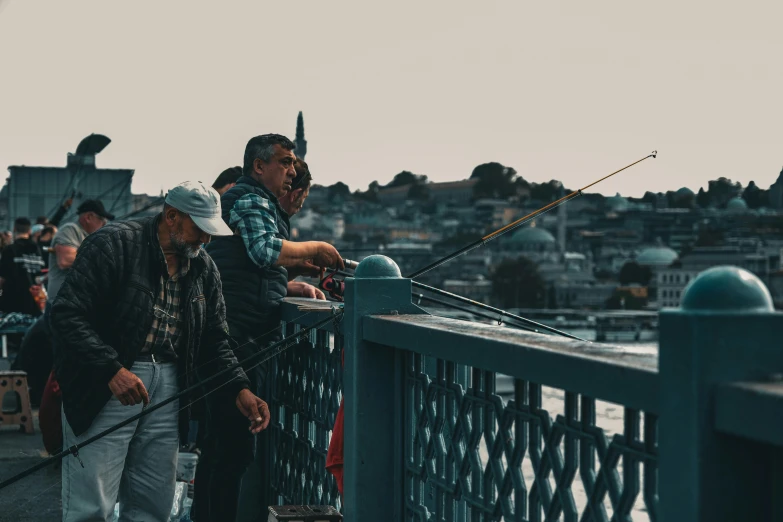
[287,259,323,279]
[288,281,326,300]
[235,389,271,434]
[108,368,150,406]
[313,242,345,270]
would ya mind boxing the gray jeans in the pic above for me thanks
[61,361,179,522]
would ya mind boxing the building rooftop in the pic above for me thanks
[637,245,678,266]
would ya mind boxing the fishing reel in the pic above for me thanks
[318,259,358,302]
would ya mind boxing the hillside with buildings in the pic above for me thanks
[297,161,783,312]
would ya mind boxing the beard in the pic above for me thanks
[170,228,202,259]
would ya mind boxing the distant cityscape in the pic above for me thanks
[4,113,783,319]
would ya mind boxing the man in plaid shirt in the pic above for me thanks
[195,134,343,521]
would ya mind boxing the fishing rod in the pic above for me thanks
[412,292,539,333]
[411,280,587,341]
[321,267,585,341]
[0,310,342,492]
[406,151,657,279]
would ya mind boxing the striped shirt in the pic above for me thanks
[229,193,284,268]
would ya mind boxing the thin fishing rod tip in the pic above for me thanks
[651,150,658,158]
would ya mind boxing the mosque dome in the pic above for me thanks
[726,197,748,214]
[637,242,678,267]
[676,187,695,197]
[606,192,629,212]
[509,226,556,246]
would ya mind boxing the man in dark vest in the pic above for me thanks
[193,134,343,522]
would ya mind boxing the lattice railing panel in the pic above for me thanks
[267,323,343,511]
[405,353,658,522]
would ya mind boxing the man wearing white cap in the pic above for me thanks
[50,181,270,522]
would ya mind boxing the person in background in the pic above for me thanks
[212,166,243,196]
[36,200,114,461]
[278,158,312,217]
[0,230,13,252]
[46,200,113,305]
[37,226,56,270]
[50,181,270,522]
[280,157,323,300]
[12,224,58,407]
[31,223,44,244]
[0,217,45,316]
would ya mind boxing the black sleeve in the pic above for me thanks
[50,232,123,385]
[196,267,250,401]
[0,246,14,279]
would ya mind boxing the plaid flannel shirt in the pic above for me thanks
[229,193,284,268]
[141,252,190,358]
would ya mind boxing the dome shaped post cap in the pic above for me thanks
[354,255,402,278]
[681,266,774,313]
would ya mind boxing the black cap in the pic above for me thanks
[77,199,115,220]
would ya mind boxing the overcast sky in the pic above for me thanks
[1,0,781,198]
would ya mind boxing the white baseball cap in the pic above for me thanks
[165,181,232,236]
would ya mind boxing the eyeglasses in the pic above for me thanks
[153,306,179,327]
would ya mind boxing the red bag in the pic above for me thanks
[326,398,344,495]
[39,370,62,455]
[326,350,345,496]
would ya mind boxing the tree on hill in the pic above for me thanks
[641,191,659,206]
[742,180,769,209]
[707,177,742,207]
[387,171,427,188]
[327,182,351,202]
[489,256,546,309]
[355,180,381,202]
[408,183,430,200]
[618,261,652,286]
[530,180,563,203]
[696,187,710,208]
[470,162,526,200]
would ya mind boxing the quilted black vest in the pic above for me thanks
[206,175,290,340]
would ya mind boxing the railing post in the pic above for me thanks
[342,255,425,521]
[659,266,783,521]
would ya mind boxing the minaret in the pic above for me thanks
[294,111,307,159]
[557,183,567,253]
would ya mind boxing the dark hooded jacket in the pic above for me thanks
[50,214,250,437]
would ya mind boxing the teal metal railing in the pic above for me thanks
[266,258,783,521]
[262,300,344,512]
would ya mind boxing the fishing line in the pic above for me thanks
[406,151,657,280]
[142,306,322,388]
[325,268,582,340]
[411,280,587,341]
[413,292,539,333]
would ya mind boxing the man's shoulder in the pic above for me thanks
[54,221,82,237]
[98,218,147,235]
[82,217,152,251]
[233,192,280,216]
[195,249,223,288]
